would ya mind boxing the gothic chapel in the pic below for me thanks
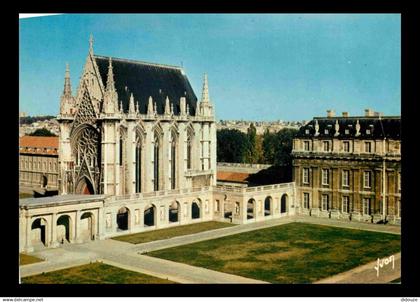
[57,36,217,196]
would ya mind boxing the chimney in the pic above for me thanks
[365,108,374,117]
[374,111,383,117]
[326,110,335,118]
[342,112,349,118]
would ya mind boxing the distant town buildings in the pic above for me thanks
[19,118,60,137]
[217,119,307,135]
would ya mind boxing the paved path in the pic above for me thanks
[20,215,400,283]
[315,252,401,283]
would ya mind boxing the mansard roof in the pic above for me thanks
[94,55,198,115]
[296,116,401,140]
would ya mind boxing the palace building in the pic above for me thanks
[292,110,401,224]
[19,136,59,191]
[57,35,217,196]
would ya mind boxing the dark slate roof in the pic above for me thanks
[296,116,401,140]
[94,55,198,115]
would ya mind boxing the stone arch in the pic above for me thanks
[80,211,95,241]
[192,199,202,219]
[144,204,157,227]
[281,194,289,214]
[75,176,95,195]
[70,123,100,167]
[135,126,145,193]
[186,124,195,170]
[31,217,48,247]
[264,196,273,216]
[169,200,180,223]
[57,214,72,243]
[117,207,130,231]
[247,198,256,220]
[42,175,48,188]
[153,125,163,191]
[170,128,178,190]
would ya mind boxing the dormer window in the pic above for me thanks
[366,129,371,135]
[305,129,310,135]
[364,141,372,153]
[324,129,329,135]
[345,129,350,135]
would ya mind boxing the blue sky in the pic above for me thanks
[19,14,400,121]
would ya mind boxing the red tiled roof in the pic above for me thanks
[217,171,250,183]
[19,136,59,155]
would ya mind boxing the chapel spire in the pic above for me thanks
[103,57,118,114]
[89,33,94,55]
[60,63,75,116]
[63,63,72,97]
[106,57,116,92]
[201,73,210,103]
[198,73,213,117]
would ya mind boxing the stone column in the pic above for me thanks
[25,216,33,253]
[75,210,82,243]
[97,206,105,240]
[50,213,59,248]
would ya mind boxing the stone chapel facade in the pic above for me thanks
[57,36,217,197]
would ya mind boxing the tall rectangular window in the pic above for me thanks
[323,141,330,152]
[322,194,329,211]
[342,196,349,213]
[364,141,372,153]
[135,145,142,193]
[171,141,176,190]
[303,141,310,151]
[363,198,371,215]
[322,169,329,185]
[343,141,350,152]
[398,173,401,192]
[342,170,349,187]
[303,193,310,209]
[119,138,123,166]
[363,171,371,188]
[302,168,309,184]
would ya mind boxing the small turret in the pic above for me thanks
[103,57,118,114]
[164,96,171,116]
[198,73,214,117]
[60,63,75,116]
[147,96,154,116]
[129,93,135,115]
[180,97,186,116]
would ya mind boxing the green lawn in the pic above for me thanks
[112,221,235,244]
[147,222,401,284]
[21,262,176,284]
[20,253,44,266]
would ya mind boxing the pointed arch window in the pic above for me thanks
[187,136,192,170]
[170,131,177,190]
[135,132,143,193]
[154,135,160,191]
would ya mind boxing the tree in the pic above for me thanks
[262,128,298,166]
[29,128,57,137]
[217,129,248,163]
[244,123,257,164]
